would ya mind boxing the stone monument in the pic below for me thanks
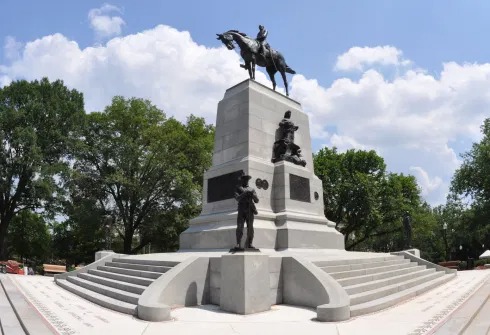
[179,79,344,250]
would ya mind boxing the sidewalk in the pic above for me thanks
[5,270,490,335]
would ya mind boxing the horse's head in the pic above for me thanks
[216,32,235,50]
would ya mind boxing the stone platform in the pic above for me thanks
[4,268,489,335]
[179,79,344,251]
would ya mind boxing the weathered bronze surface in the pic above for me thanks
[289,174,311,202]
[234,174,259,250]
[207,170,244,203]
[272,111,306,167]
[216,27,296,96]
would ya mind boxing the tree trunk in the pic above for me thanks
[123,228,134,254]
[0,220,10,259]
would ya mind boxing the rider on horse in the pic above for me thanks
[256,25,269,59]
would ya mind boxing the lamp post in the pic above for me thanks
[443,222,448,261]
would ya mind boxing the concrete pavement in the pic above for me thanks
[2,269,489,335]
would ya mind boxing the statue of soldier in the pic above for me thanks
[234,174,259,250]
[256,25,269,59]
[402,211,412,249]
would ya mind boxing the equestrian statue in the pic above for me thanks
[216,25,296,96]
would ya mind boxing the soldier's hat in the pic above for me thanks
[239,174,252,181]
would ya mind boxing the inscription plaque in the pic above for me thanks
[289,174,310,202]
[207,170,244,203]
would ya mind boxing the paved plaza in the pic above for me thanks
[1,269,489,335]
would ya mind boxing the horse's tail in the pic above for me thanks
[285,65,296,74]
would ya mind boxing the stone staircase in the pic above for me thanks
[56,257,179,315]
[314,255,456,317]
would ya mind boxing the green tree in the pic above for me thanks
[71,97,214,254]
[450,118,490,259]
[0,78,85,258]
[314,147,423,251]
[6,211,51,261]
[451,118,490,206]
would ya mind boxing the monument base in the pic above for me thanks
[220,253,270,314]
[179,211,345,250]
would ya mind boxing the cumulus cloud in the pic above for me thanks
[291,47,489,204]
[1,33,488,205]
[88,3,125,40]
[409,166,443,196]
[4,36,23,61]
[335,45,410,71]
[0,25,267,123]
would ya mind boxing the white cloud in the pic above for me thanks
[409,166,443,196]
[88,3,125,40]
[1,33,488,205]
[4,36,23,61]
[291,49,490,204]
[0,25,266,123]
[328,134,370,152]
[335,46,410,71]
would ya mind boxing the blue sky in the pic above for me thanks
[1,1,490,205]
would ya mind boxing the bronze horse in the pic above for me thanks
[216,30,296,96]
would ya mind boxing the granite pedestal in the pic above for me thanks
[220,253,270,314]
[180,79,344,250]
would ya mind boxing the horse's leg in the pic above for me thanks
[252,61,256,80]
[266,66,277,91]
[246,61,253,79]
[280,69,289,96]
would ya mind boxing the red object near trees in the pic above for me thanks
[0,260,21,274]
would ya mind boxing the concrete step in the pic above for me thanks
[88,269,155,286]
[97,265,163,279]
[66,276,140,304]
[112,258,179,267]
[0,278,26,335]
[350,271,445,305]
[320,258,410,273]
[78,273,147,295]
[56,279,137,315]
[313,255,404,267]
[344,268,435,295]
[350,273,456,317]
[105,261,172,273]
[329,261,416,279]
[338,264,426,287]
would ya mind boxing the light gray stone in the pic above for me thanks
[180,79,345,251]
[391,250,457,274]
[282,256,350,322]
[220,254,271,314]
[95,250,115,261]
[138,256,210,321]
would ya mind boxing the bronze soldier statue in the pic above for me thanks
[256,25,269,59]
[234,174,259,250]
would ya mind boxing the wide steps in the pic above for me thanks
[87,269,155,286]
[97,265,163,279]
[338,264,423,287]
[66,276,141,304]
[345,268,435,295]
[349,271,445,305]
[314,255,403,268]
[350,272,456,317]
[112,258,179,267]
[320,258,409,273]
[78,272,147,295]
[57,279,137,315]
[105,261,172,273]
[329,261,415,279]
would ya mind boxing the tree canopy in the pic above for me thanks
[0,78,85,258]
[70,96,214,254]
[314,147,423,252]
